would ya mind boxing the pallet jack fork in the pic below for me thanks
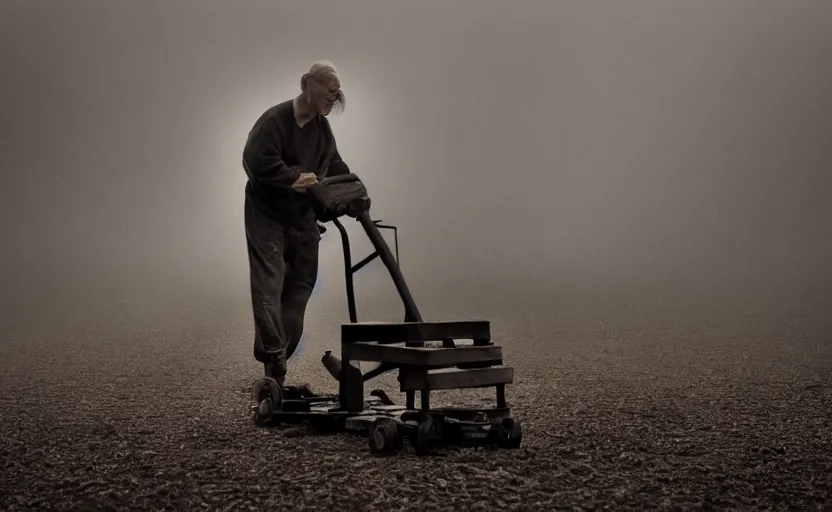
[249,174,522,456]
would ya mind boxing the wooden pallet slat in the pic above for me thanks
[342,342,503,367]
[341,320,490,346]
[399,366,514,392]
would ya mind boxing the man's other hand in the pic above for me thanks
[292,172,319,192]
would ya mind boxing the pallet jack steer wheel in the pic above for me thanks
[250,377,283,427]
[368,417,401,456]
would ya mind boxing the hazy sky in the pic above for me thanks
[2,0,831,312]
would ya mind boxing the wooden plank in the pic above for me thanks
[400,366,514,391]
[341,321,490,346]
[368,404,408,413]
[456,360,503,369]
[343,342,502,366]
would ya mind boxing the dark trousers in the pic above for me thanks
[244,197,321,377]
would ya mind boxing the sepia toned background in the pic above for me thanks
[2,1,830,509]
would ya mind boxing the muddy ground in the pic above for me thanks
[1,279,830,510]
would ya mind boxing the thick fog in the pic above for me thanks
[2,0,831,319]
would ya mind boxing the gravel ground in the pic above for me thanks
[2,279,831,511]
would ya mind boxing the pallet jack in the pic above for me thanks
[249,173,522,456]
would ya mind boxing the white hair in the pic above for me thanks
[306,60,339,81]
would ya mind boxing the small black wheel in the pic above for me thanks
[250,377,283,427]
[414,414,444,456]
[496,417,522,449]
[368,417,401,455]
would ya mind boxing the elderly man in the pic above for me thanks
[242,61,349,385]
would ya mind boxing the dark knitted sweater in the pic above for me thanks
[242,99,349,225]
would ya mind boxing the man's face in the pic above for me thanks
[310,73,342,116]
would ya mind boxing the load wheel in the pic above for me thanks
[250,377,283,427]
[368,417,402,456]
[495,417,523,449]
[414,414,444,456]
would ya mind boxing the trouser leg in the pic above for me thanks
[245,201,290,377]
[283,222,321,360]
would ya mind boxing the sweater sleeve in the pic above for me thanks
[242,116,302,190]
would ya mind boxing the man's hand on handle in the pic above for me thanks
[292,172,319,193]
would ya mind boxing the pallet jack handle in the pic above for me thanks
[331,212,423,325]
